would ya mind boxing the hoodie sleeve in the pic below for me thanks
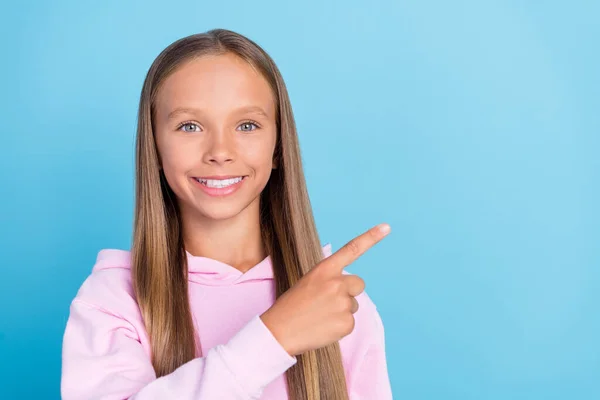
[348,306,394,400]
[61,299,297,400]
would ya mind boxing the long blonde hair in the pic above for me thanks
[131,29,349,399]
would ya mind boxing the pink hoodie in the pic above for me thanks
[61,243,393,399]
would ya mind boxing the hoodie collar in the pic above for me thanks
[93,243,333,287]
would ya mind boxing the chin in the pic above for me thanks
[196,206,243,221]
[193,196,260,222]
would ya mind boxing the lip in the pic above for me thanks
[191,176,247,197]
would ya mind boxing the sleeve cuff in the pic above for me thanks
[219,315,297,396]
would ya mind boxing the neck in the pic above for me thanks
[181,201,267,273]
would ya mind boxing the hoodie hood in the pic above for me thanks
[92,243,333,286]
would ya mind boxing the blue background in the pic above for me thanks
[1,0,598,398]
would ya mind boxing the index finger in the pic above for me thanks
[323,223,391,274]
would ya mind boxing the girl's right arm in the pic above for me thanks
[61,299,297,400]
[63,224,388,399]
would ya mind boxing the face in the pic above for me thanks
[153,52,278,223]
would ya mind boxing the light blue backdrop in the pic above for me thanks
[1,0,598,398]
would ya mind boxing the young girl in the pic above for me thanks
[61,28,393,400]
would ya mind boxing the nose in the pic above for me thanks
[202,130,234,165]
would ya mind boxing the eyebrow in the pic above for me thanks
[167,105,270,120]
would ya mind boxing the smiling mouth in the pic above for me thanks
[192,176,247,188]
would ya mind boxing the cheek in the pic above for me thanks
[243,141,276,174]
[160,137,191,167]
[243,131,277,165]
[158,139,197,185]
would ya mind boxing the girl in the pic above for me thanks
[61,28,393,400]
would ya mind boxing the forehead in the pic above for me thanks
[155,52,276,119]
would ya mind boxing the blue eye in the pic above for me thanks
[238,121,259,132]
[178,122,201,133]
[177,121,259,133]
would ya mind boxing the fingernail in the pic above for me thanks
[378,224,391,234]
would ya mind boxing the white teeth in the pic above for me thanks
[197,176,244,188]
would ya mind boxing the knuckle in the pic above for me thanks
[326,278,344,294]
[342,314,356,335]
[345,239,361,257]
[356,276,365,292]
[337,296,353,312]
[368,226,381,240]
[346,275,365,294]
[334,314,355,336]
[352,298,360,314]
